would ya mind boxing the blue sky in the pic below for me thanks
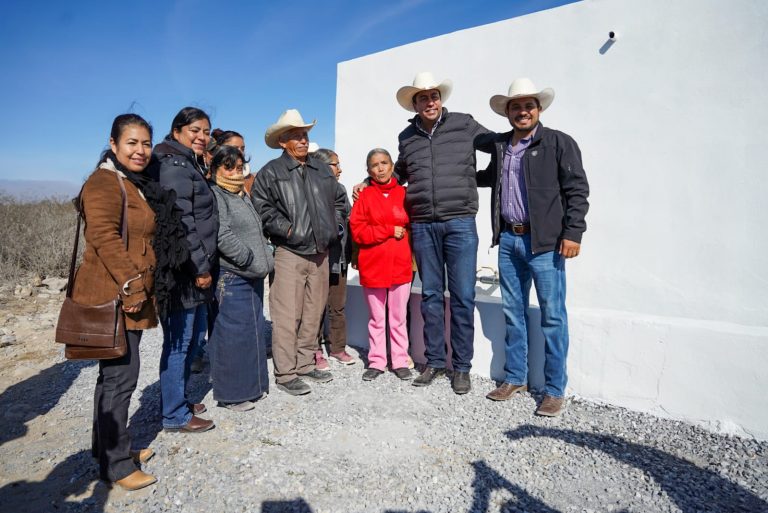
[0,0,576,184]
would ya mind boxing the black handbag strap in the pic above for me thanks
[65,172,128,298]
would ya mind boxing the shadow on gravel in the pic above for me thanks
[468,460,561,513]
[0,449,109,512]
[129,372,212,448]
[188,364,213,405]
[506,425,768,513]
[0,359,95,447]
[383,459,562,513]
[262,498,313,512]
[129,380,162,448]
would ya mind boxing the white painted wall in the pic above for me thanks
[334,0,768,439]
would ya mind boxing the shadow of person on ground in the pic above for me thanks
[128,379,162,449]
[262,498,313,512]
[469,460,561,513]
[129,371,212,449]
[188,363,212,406]
[0,359,95,447]
[0,449,110,513]
[506,425,768,513]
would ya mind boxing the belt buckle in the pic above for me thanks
[511,223,525,235]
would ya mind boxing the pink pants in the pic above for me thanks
[363,282,411,371]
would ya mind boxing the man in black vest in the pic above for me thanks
[393,72,489,394]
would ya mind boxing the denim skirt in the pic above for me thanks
[210,271,269,403]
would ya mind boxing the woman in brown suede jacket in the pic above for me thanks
[73,114,161,491]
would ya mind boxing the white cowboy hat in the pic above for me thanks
[489,78,555,117]
[396,72,453,112]
[264,109,316,149]
[307,142,320,153]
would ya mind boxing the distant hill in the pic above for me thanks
[0,179,81,202]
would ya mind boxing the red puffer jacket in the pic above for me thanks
[350,178,412,289]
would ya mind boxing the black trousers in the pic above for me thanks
[91,329,141,481]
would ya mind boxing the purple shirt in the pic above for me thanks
[501,128,537,224]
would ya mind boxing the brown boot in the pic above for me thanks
[536,395,565,417]
[190,403,207,415]
[130,448,155,464]
[164,415,215,433]
[486,383,527,401]
[114,470,157,491]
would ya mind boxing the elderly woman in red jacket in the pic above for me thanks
[350,148,413,381]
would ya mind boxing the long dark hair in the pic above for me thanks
[168,107,210,139]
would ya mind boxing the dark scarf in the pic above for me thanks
[104,151,189,317]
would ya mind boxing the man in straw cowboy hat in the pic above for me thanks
[251,109,348,396]
[475,78,589,416]
[390,71,489,394]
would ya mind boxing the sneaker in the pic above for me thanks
[392,367,413,380]
[277,378,311,396]
[219,401,256,412]
[329,351,358,365]
[300,369,333,383]
[362,368,384,381]
[536,395,566,417]
[315,350,330,371]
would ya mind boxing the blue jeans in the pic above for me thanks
[411,217,478,372]
[210,272,269,403]
[159,304,208,428]
[498,230,569,397]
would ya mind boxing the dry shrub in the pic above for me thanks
[0,193,79,280]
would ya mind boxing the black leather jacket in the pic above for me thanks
[251,152,347,256]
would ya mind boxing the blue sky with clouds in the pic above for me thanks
[0,0,576,184]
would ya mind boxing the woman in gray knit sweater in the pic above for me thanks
[209,146,274,411]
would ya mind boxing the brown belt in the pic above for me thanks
[505,222,530,235]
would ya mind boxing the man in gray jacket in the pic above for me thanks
[394,72,488,394]
[251,110,348,396]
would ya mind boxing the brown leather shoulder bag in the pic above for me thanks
[55,172,128,360]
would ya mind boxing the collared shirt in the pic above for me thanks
[501,127,537,224]
[415,111,444,138]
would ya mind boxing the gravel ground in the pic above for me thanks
[1,293,767,513]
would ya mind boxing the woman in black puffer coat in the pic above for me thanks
[152,107,217,433]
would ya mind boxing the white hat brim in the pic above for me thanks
[396,79,453,112]
[265,121,316,149]
[489,88,555,117]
